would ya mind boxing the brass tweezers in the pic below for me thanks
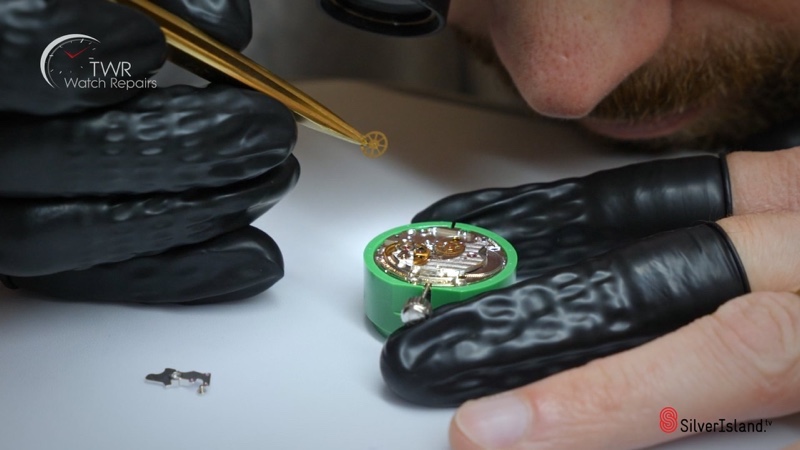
[109,0,368,147]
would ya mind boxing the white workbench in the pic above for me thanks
[1,81,798,450]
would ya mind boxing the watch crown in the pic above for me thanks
[400,284,433,325]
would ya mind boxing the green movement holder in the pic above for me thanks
[364,221,518,336]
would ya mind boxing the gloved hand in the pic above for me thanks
[381,222,749,406]
[413,155,731,279]
[381,155,740,406]
[0,0,299,304]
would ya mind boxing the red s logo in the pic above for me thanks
[660,407,678,433]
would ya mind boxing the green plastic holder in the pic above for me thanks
[364,221,518,336]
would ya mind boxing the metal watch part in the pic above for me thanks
[374,225,508,286]
[146,368,211,395]
[400,283,433,324]
[364,222,518,336]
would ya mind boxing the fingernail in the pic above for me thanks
[455,393,531,449]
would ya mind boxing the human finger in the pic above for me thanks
[413,155,730,278]
[381,221,748,406]
[448,212,800,449]
[782,439,800,450]
[728,146,800,216]
[449,290,800,450]
[383,149,800,405]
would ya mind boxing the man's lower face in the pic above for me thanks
[456,23,800,151]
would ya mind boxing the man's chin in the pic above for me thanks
[580,99,800,153]
[579,106,708,142]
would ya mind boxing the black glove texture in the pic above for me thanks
[0,0,299,304]
[743,115,800,151]
[413,155,731,279]
[381,223,750,407]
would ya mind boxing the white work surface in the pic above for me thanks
[1,81,799,450]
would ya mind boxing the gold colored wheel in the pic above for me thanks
[361,131,389,158]
[435,238,466,258]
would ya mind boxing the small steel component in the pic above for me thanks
[146,368,211,395]
[401,284,433,324]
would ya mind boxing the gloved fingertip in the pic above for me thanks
[380,325,459,407]
[742,116,800,151]
[410,211,432,223]
[152,0,253,50]
[7,226,286,304]
[380,328,426,402]
[179,277,282,305]
[0,275,18,290]
[718,155,734,217]
[411,204,453,223]
[704,221,751,293]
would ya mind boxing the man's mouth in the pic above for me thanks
[579,106,707,141]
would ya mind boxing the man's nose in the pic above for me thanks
[489,0,672,119]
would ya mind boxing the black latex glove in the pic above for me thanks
[743,115,800,151]
[0,0,299,304]
[413,155,731,279]
[381,223,750,407]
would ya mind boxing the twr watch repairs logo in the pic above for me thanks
[40,34,156,90]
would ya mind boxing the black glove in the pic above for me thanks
[413,155,731,279]
[381,223,750,407]
[0,0,299,304]
[743,115,800,151]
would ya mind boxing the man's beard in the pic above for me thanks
[453,23,800,151]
